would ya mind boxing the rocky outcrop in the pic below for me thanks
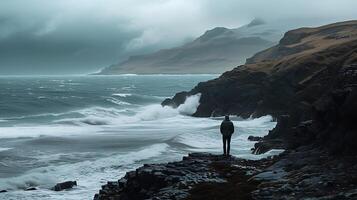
[94,151,357,200]
[247,136,262,141]
[93,152,277,200]
[163,20,357,154]
[52,181,77,191]
[252,146,357,199]
[93,20,357,200]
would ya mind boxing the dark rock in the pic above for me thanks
[161,92,189,108]
[93,153,276,200]
[52,181,77,191]
[248,136,262,141]
[0,190,7,193]
[25,187,37,191]
[162,20,357,155]
[252,139,285,154]
[265,115,290,139]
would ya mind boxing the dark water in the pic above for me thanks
[0,75,277,200]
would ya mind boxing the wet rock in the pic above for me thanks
[163,21,357,156]
[248,136,262,141]
[345,188,357,198]
[252,147,357,199]
[254,168,287,181]
[52,181,77,191]
[252,138,285,154]
[161,92,188,108]
[25,187,37,191]
[93,153,275,200]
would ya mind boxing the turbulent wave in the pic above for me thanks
[106,97,132,106]
[0,147,12,152]
[112,93,132,97]
[176,94,201,115]
[0,143,171,199]
[172,115,277,159]
[0,75,281,200]
[112,93,166,101]
[0,94,202,139]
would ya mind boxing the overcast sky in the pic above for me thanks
[1,0,357,75]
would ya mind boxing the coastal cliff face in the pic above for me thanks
[93,21,357,200]
[162,20,357,154]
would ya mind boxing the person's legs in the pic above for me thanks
[222,135,227,155]
[227,135,231,156]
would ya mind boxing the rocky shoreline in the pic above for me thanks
[93,152,278,200]
[162,21,357,155]
[94,149,357,200]
[94,20,357,200]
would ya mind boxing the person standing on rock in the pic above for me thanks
[220,115,234,156]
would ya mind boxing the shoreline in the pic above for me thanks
[148,20,357,199]
[94,147,357,200]
[93,152,279,200]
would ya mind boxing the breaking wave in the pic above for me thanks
[0,94,202,139]
[0,75,281,200]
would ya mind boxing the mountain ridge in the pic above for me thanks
[96,19,282,74]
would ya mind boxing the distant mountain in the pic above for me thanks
[96,19,283,74]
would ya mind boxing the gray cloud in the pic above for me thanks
[1,0,357,75]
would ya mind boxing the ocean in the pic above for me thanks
[0,75,277,200]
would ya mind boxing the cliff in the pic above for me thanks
[93,20,357,200]
[162,20,357,154]
[96,19,281,74]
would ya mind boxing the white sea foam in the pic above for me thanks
[119,74,138,76]
[251,149,285,160]
[135,93,201,120]
[173,115,277,159]
[0,143,171,200]
[106,97,132,105]
[0,125,101,139]
[0,147,12,152]
[0,111,78,121]
[0,94,201,139]
[112,93,132,97]
[177,93,201,115]
[0,89,278,200]
[121,85,136,90]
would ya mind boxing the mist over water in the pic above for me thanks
[0,75,277,200]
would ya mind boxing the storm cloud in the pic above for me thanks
[1,0,357,75]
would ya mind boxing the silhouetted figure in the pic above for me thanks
[220,115,234,156]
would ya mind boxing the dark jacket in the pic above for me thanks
[220,120,234,136]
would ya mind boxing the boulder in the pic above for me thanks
[52,181,77,191]
[161,92,189,108]
[252,139,285,154]
[248,136,263,141]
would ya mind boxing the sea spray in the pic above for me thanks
[136,93,201,120]
[177,93,201,115]
[0,75,280,200]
